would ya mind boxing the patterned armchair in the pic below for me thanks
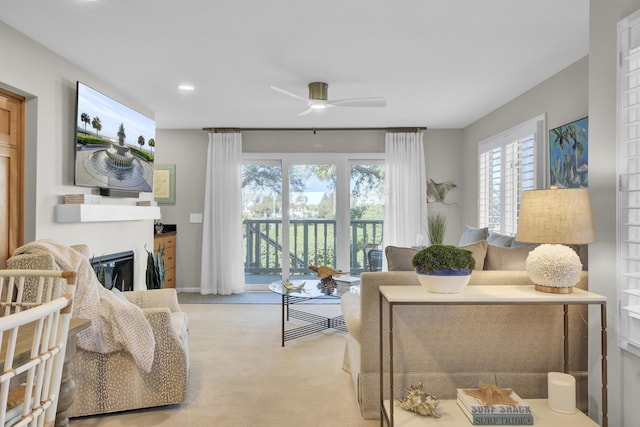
[7,243,189,417]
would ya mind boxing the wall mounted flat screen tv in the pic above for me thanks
[74,81,155,195]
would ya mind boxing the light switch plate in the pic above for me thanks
[190,213,203,223]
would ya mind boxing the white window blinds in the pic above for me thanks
[478,116,542,235]
[617,9,640,358]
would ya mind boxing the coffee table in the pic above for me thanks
[268,279,359,346]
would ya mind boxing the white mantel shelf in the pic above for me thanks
[55,204,161,223]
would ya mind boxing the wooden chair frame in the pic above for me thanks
[0,270,76,427]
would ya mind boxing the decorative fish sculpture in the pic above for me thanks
[426,179,457,205]
[308,265,345,278]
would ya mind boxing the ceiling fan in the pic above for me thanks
[270,82,387,116]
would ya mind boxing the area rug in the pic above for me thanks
[177,291,340,304]
[69,304,376,427]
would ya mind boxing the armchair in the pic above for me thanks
[7,242,189,417]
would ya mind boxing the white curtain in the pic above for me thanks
[200,132,245,295]
[383,131,428,263]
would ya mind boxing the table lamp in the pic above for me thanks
[515,188,596,293]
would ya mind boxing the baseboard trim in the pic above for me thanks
[176,284,269,293]
[176,287,200,293]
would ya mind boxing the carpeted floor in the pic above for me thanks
[178,291,340,304]
[70,304,375,427]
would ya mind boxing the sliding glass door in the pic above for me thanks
[349,163,385,273]
[288,164,337,278]
[242,154,384,285]
[242,162,283,285]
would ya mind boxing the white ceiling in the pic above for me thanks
[0,0,589,130]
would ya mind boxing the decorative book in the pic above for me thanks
[334,275,360,286]
[63,194,102,204]
[457,388,533,425]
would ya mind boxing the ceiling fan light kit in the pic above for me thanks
[308,82,328,100]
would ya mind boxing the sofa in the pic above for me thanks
[7,242,190,417]
[340,239,589,419]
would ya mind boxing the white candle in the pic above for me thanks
[548,372,576,414]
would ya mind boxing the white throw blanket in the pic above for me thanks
[12,240,155,372]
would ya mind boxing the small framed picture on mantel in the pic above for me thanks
[154,164,176,204]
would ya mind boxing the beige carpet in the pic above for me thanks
[70,304,377,427]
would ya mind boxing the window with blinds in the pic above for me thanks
[617,9,640,358]
[478,117,542,235]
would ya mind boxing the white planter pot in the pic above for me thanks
[415,269,471,293]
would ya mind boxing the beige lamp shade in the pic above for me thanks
[516,188,596,244]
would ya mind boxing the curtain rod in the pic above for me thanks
[202,127,427,133]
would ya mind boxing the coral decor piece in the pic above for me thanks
[317,280,336,295]
[525,244,582,290]
[309,264,345,292]
[463,382,517,406]
[396,382,441,417]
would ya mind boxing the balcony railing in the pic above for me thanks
[244,218,383,278]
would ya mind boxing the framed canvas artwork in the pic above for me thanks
[549,117,588,188]
[154,164,176,204]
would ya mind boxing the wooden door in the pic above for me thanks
[0,88,24,268]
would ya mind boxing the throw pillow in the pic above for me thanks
[459,240,488,270]
[458,225,489,246]
[484,244,537,270]
[385,246,418,271]
[487,231,515,247]
[511,240,537,247]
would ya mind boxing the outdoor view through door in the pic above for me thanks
[242,156,384,285]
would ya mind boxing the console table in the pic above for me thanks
[381,399,599,426]
[378,285,608,427]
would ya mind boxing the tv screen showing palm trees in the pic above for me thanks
[74,81,156,193]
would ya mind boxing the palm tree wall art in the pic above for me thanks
[549,117,588,188]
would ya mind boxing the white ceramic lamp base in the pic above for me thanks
[525,244,582,293]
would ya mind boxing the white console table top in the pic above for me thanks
[379,285,606,305]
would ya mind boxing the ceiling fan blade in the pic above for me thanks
[296,106,313,116]
[270,85,308,102]
[328,97,387,108]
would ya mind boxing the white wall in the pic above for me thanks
[424,129,464,245]
[590,1,640,426]
[153,129,208,290]
[0,21,156,289]
[155,128,464,289]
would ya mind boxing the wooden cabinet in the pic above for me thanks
[154,232,176,288]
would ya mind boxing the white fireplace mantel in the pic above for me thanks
[55,204,161,223]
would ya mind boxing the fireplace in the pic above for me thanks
[90,250,134,291]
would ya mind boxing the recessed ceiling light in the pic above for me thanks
[178,84,195,92]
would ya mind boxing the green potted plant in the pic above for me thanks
[427,213,447,245]
[412,244,475,293]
